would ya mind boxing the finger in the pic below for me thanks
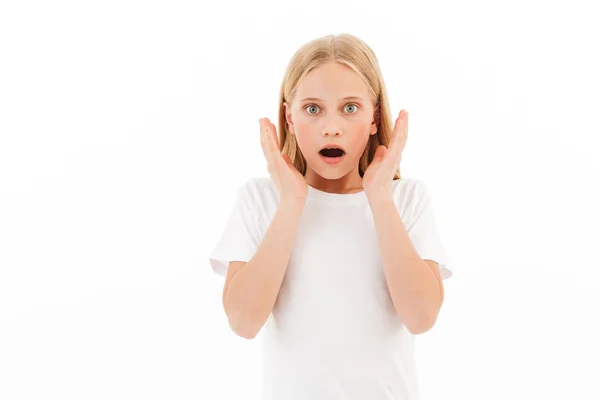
[268,122,281,158]
[390,111,407,151]
[268,121,280,149]
[389,113,401,148]
[266,120,285,162]
[260,119,274,165]
[394,112,408,163]
[260,119,269,152]
[264,120,287,172]
[383,113,405,167]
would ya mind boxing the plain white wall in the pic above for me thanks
[1,0,599,399]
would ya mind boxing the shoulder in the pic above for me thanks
[392,177,433,201]
[391,177,422,205]
[237,176,270,195]
[391,178,436,220]
[237,176,280,209]
[243,176,278,198]
[239,175,275,189]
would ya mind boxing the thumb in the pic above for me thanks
[373,145,387,161]
[282,153,293,166]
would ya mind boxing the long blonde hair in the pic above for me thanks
[276,33,401,180]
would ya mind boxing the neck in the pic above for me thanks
[304,166,363,194]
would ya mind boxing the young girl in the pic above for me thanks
[209,33,452,400]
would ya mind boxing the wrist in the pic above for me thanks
[367,191,394,208]
[279,196,306,212]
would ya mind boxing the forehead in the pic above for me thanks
[295,62,370,101]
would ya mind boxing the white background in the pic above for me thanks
[1,0,599,399]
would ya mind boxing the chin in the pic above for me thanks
[315,170,347,180]
[309,158,353,179]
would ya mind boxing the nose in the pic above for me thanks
[322,127,342,137]
[321,114,343,136]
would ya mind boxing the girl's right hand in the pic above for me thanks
[259,118,307,205]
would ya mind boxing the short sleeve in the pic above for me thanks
[208,180,261,278]
[406,180,453,280]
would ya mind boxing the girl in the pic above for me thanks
[209,33,452,400]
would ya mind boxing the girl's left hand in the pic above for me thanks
[362,109,408,200]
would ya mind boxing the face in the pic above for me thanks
[283,61,378,192]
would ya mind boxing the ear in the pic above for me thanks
[370,104,380,135]
[283,102,294,133]
[370,120,378,136]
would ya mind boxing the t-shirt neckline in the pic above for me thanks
[306,183,367,205]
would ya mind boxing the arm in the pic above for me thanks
[368,195,443,335]
[223,199,304,339]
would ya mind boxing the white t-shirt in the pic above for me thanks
[209,176,452,400]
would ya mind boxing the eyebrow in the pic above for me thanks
[299,96,365,102]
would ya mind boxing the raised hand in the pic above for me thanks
[259,118,308,205]
[362,110,408,200]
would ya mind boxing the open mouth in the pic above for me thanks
[319,148,346,165]
[319,148,345,158]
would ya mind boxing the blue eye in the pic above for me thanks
[344,104,358,113]
[304,103,360,115]
[306,105,319,115]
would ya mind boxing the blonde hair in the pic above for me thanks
[276,33,401,180]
